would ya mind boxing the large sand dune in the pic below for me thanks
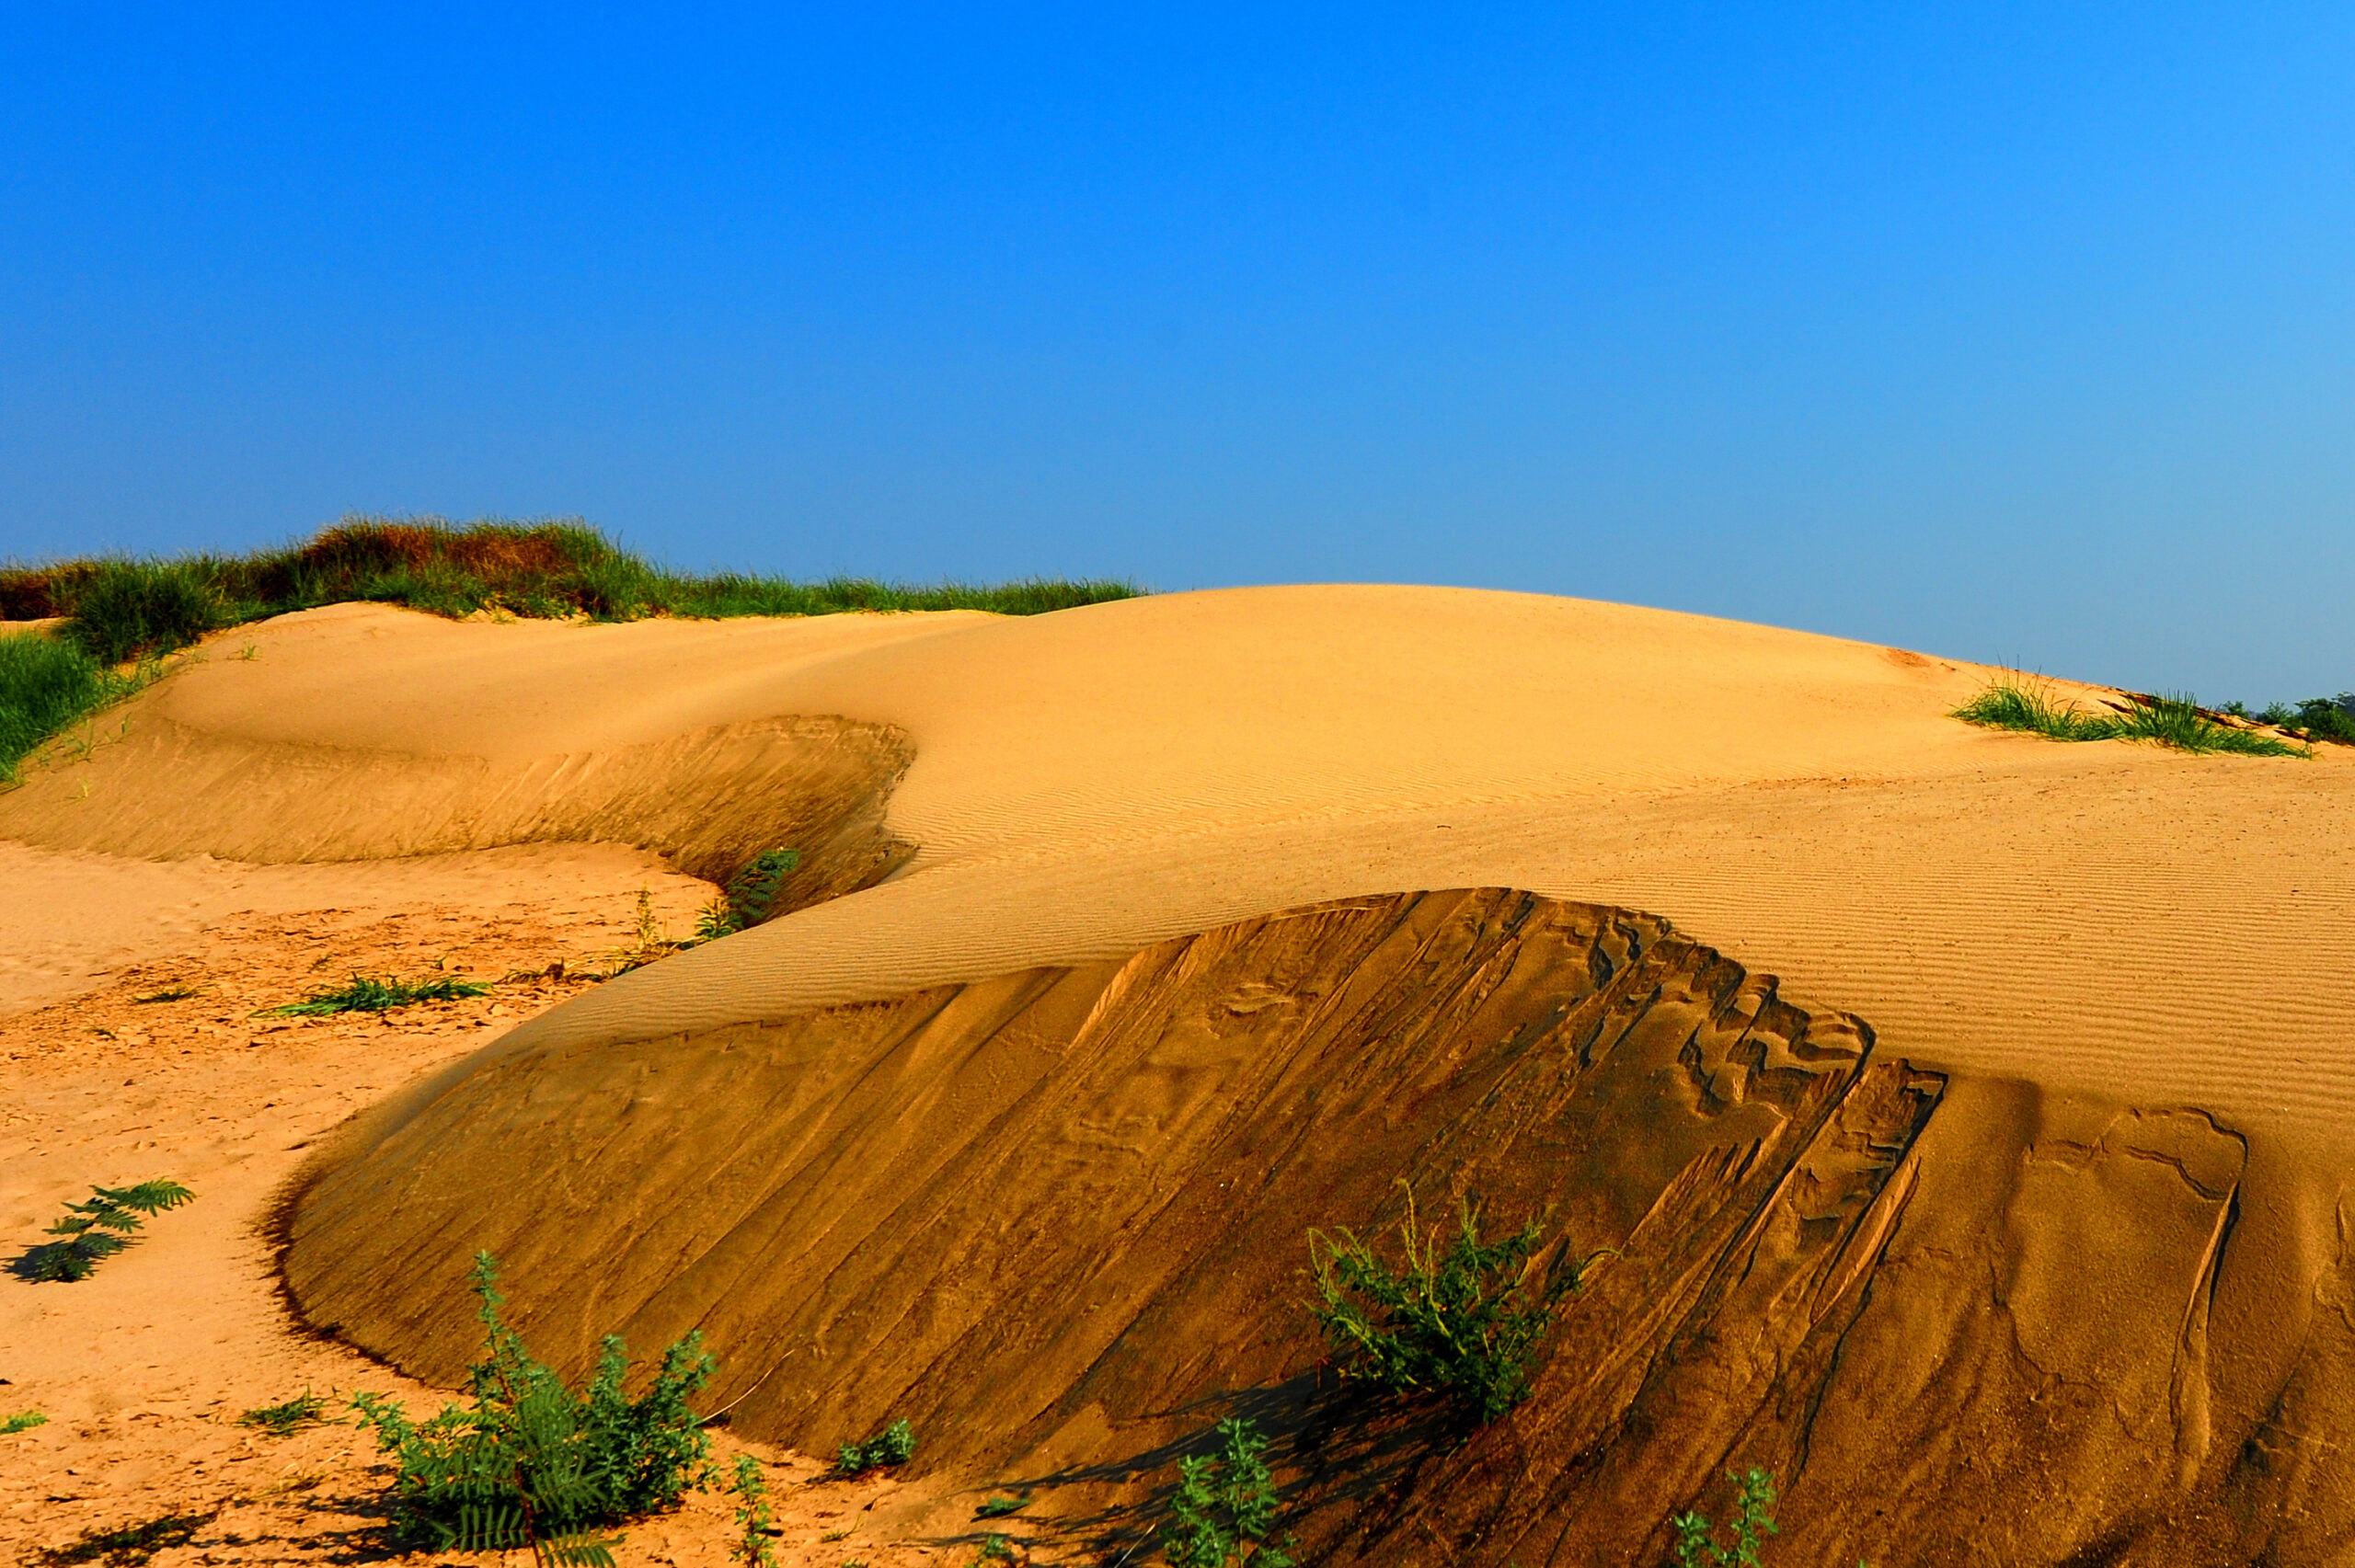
[9,586,2355,1564]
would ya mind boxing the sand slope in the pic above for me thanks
[10,587,2355,1563]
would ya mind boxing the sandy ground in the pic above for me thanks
[6,587,2355,1562]
[0,860,1000,1568]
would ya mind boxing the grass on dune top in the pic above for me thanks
[0,515,1145,665]
[0,515,1141,782]
[1952,678,2316,758]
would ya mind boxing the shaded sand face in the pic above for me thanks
[7,588,2355,1565]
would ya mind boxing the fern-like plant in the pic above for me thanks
[1163,1417,1292,1568]
[1307,1182,1603,1424]
[350,1251,716,1568]
[21,1179,195,1282]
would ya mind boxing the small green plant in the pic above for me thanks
[20,1179,196,1282]
[835,1416,916,1475]
[973,1534,1014,1564]
[977,1494,1030,1517]
[269,973,492,1016]
[239,1391,328,1437]
[2,1411,47,1436]
[349,1251,717,1567]
[729,1454,778,1568]
[1307,1183,1602,1425]
[33,1510,215,1568]
[696,849,803,941]
[1162,1416,1291,1568]
[1671,1468,1776,1568]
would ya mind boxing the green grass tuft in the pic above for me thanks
[0,634,157,784]
[238,1391,328,1437]
[1,1411,48,1436]
[269,974,493,1016]
[975,1495,1030,1518]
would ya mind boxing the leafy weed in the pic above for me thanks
[18,1179,196,1282]
[349,1251,716,1567]
[269,973,491,1016]
[836,1417,916,1476]
[1162,1417,1291,1568]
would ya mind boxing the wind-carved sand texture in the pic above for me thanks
[7,586,2355,1565]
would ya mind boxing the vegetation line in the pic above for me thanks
[0,514,1140,784]
[1952,677,2315,758]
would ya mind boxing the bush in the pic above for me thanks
[835,1417,916,1475]
[350,1252,716,1565]
[62,561,223,664]
[19,1179,196,1282]
[728,1455,778,1568]
[1162,1417,1292,1568]
[1308,1183,1603,1425]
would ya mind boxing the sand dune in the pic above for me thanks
[9,586,2355,1564]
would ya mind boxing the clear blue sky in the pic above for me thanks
[4,6,2349,699]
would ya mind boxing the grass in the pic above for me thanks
[2,1411,47,1436]
[32,1512,215,1568]
[1307,1182,1608,1425]
[268,973,493,1016]
[17,1180,196,1283]
[350,1251,715,1566]
[1953,678,2311,758]
[0,633,163,784]
[1,516,1144,665]
[975,1495,1030,1518]
[239,1391,329,1437]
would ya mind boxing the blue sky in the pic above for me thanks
[4,5,2349,699]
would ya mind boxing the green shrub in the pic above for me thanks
[238,1391,327,1437]
[350,1252,716,1566]
[976,1495,1030,1517]
[62,561,224,664]
[19,1180,196,1282]
[0,633,146,782]
[269,973,492,1016]
[1307,1183,1601,1425]
[1162,1417,1292,1568]
[1671,1468,1777,1568]
[1,1412,47,1436]
[835,1417,916,1475]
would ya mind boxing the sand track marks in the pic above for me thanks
[280,889,2329,1565]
